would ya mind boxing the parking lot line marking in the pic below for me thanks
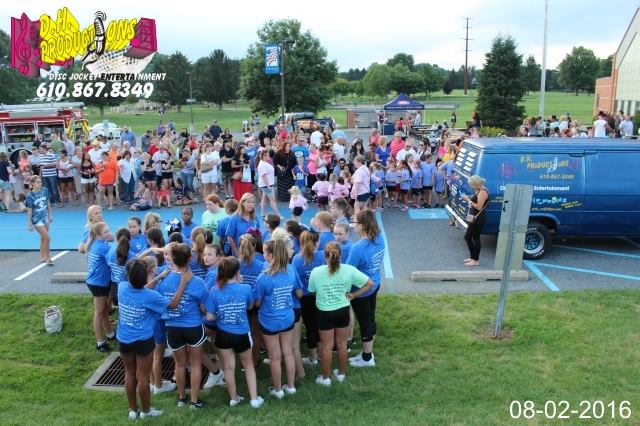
[524,261,560,292]
[532,262,640,282]
[620,237,640,249]
[556,245,640,259]
[375,211,395,286]
[14,251,69,281]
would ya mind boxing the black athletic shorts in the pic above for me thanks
[166,324,207,351]
[292,207,304,217]
[400,189,409,195]
[411,188,423,196]
[118,336,155,356]
[87,283,110,297]
[215,329,253,353]
[316,306,350,331]
[260,322,294,336]
[386,185,396,192]
[294,307,302,323]
[424,185,433,191]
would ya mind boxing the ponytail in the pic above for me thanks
[115,228,131,265]
[265,239,289,275]
[192,229,206,266]
[216,256,240,289]
[324,242,342,275]
[239,234,256,264]
[86,222,106,251]
[299,231,319,264]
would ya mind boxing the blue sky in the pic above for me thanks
[2,0,637,71]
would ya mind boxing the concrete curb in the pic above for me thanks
[52,272,87,283]
[411,270,530,282]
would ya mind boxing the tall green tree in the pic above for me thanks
[241,19,337,115]
[476,35,525,131]
[193,50,240,110]
[152,51,192,111]
[442,69,456,95]
[557,46,599,95]
[389,64,422,95]
[386,53,415,71]
[330,78,352,100]
[0,30,38,104]
[523,55,541,93]
[362,63,393,99]
[416,63,445,98]
[597,54,613,78]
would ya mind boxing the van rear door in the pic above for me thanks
[584,150,640,234]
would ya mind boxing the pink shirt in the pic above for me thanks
[289,194,308,209]
[329,182,349,200]
[390,139,405,159]
[308,151,319,175]
[312,180,330,197]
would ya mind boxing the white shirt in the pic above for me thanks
[200,151,220,175]
[559,120,569,131]
[619,119,634,137]
[89,148,104,165]
[257,160,275,187]
[118,158,133,183]
[310,130,323,148]
[396,148,418,162]
[351,164,370,198]
[332,142,345,160]
[593,119,607,138]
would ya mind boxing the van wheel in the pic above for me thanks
[523,222,551,259]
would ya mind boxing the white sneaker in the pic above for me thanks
[163,348,173,357]
[268,387,284,399]
[302,357,318,366]
[315,375,331,387]
[128,410,138,420]
[282,384,297,395]
[250,396,264,408]
[348,352,375,363]
[350,357,376,367]
[229,396,245,407]
[139,408,162,418]
[262,358,271,365]
[332,369,346,383]
[203,370,224,389]
[153,380,176,394]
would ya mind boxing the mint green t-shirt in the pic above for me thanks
[308,264,368,312]
[201,209,227,245]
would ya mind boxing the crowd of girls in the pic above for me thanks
[80,191,384,418]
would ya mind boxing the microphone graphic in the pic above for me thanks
[82,11,107,70]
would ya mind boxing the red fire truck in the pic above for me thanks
[0,103,89,164]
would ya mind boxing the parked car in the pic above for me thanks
[89,122,121,140]
[446,138,640,259]
[270,112,334,134]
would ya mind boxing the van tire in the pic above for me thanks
[523,222,551,260]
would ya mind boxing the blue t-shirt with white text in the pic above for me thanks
[206,282,254,334]
[156,272,207,327]
[117,282,169,343]
[346,235,384,298]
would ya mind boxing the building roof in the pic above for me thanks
[615,7,640,68]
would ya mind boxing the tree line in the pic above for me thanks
[0,21,615,117]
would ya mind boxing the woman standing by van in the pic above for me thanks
[462,175,489,266]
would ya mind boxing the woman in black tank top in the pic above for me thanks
[462,175,489,266]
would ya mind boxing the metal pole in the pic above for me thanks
[539,0,548,118]
[494,186,523,337]
[463,17,470,95]
[187,72,194,131]
[280,43,285,122]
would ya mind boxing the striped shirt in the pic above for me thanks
[40,153,59,177]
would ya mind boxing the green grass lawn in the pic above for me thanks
[1,290,638,425]
[93,91,593,136]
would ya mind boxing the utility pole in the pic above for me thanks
[462,17,472,95]
[539,0,549,118]
[280,39,295,122]
[185,71,194,133]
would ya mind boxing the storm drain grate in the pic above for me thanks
[85,353,211,392]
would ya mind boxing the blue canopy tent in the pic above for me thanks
[381,94,424,135]
[383,93,425,111]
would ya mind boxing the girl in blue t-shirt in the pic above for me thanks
[25,176,53,265]
[154,244,208,409]
[239,235,265,288]
[116,259,186,420]
[205,257,264,408]
[226,193,261,257]
[291,156,308,193]
[189,227,208,279]
[106,228,134,307]
[410,158,424,209]
[434,159,446,208]
[384,162,399,209]
[86,222,115,352]
[397,159,412,212]
[346,210,385,368]
[254,239,303,399]
[291,231,324,366]
[128,217,149,256]
[312,211,335,251]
